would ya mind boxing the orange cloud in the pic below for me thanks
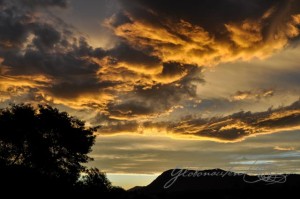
[107,6,300,68]
[2,0,300,144]
[96,99,300,142]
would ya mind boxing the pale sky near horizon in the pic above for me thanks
[1,0,300,189]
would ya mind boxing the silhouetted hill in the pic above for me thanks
[128,186,144,192]
[130,168,300,199]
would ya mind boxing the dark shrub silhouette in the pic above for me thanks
[80,168,112,192]
[0,104,96,194]
[75,168,127,198]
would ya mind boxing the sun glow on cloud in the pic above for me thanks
[3,0,300,191]
[1,0,300,143]
[107,7,300,67]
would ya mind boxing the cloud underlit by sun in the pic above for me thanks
[1,2,300,182]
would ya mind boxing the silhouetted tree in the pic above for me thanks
[80,168,112,192]
[0,104,96,186]
[76,168,127,197]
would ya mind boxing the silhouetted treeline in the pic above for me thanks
[0,104,125,197]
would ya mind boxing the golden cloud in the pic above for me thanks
[96,99,300,142]
[107,9,300,68]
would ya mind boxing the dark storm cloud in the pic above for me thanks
[107,66,203,118]
[0,0,114,104]
[118,0,281,31]
[163,99,300,142]
[32,23,61,50]
[160,62,186,78]
[0,0,68,48]
[117,0,300,33]
[107,43,161,71]
[0,0,104,77]
[1,0,194,112]
[1,37,110,100]
[0,2,32,48]
[46,80,120,99]
[2,0,300,144]
[109,0,300,66]
[108,11,132,28]
[3,40,99,77]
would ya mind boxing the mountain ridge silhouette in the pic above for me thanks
[128,168,300,198]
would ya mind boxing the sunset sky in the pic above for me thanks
[1,0,300,189]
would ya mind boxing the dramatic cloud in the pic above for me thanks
[94,98,300,142]
[107,65,203,119]
[106,43,161,74]
[0,0,117,109]
[107,0,300,67]
[1,0,300,144]
[0,0,205,122]
[164,99,300,142]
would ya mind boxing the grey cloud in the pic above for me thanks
[0,0,68,49]
[0,0,113,101]
[107,66,204,118]
[3,43,100,77]
[32,23,61,50]
[2,0,300,146]
[107,43,161,70]
[160,62,187,78]
[117,0,299,33]
[165,99,300,141]
[0,3,32,48]
[109,0,300,68]
[108,11,132,28]
[45,80,120,99]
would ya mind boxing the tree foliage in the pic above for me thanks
[0,104,96,183]
[80,168,112,193]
